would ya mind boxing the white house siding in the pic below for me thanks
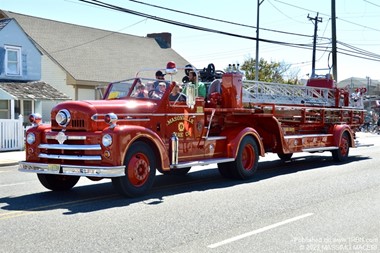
[38,55,72,121]
[40,100,59,122]
[78,87,96,100]
[41,55,74,99]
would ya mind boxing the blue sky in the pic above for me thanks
[2,0,380,82]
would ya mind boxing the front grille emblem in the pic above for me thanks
[56,131,67,144]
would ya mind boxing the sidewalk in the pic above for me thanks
[0,150,25,167]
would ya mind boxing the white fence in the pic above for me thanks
[0,117,25,151]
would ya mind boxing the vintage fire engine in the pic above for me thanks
[19,62,366,197]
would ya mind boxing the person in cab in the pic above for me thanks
[169,82,186,102]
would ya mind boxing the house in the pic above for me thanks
[338,77,380,96]
[0,10,190,122]
[338,77,380,112]
[0,18,71,151]
[0,18,70,122]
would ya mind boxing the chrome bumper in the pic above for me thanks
[19,161,125,178]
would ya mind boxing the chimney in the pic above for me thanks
[147,32,171,48]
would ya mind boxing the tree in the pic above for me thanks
[239,57,300,84]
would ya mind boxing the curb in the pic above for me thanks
[0,161,20,167]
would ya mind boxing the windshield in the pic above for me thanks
[104,78,172,100]
[104,79,135,99]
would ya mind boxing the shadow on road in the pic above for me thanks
[0,154,370,215]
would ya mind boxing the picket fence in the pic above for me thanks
[0,117,25,151]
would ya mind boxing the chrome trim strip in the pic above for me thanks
[38,153,102,160]
[19,161,125,177]
[46,135,86,140]
[165,113,204,116]
[39,144,101,150]
[123,118,150,122]
[284,134,333,139]
[302,147,339,152]
[91,113,204,122]
[203,136,227,141]
[170,158,234,169]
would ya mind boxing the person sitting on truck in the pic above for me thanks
[151,82,167,99]
[133,81,148,98]
[169,82,186,102]
[153,70,170,90]
[182,70,206,98]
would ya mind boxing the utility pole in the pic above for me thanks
[255,0,265,81]
[331,0,338,81]
[308,13,322,78]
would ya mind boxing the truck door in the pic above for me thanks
[166,100,205,162]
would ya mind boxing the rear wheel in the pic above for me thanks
[112,141,156,197]
[218,136,259,180]
[37,174,80,191]
[278,153,293,161]
[332,132,350,162]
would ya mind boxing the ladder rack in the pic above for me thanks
[242,80,337,107]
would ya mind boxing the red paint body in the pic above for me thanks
[19,64,365,196]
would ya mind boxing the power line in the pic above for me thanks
[76,0,380,63]
[275,0,380,33]
[50,18,148,53]
[363,0,380,8]
[78,0,316,47]
[126,0,316,39]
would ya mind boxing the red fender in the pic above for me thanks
[220,127,265,159]
[330,125,355,148]
[102,125,170,171]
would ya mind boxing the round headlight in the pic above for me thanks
[56,109,71,126]
[26,133,36,145]
[102,134,113,147]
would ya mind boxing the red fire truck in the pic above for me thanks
[19,62,366,197]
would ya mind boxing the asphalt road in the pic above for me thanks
[0,133,379,253]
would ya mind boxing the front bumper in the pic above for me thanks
[19,161,125,178]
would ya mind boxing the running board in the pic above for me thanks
[170,158,234,169]
[302,146,339,152]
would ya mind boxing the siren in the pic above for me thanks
[166,61,177,75]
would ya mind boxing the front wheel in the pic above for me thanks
[37,174,80,191]
[332,132,350,162]
[112,141,156,197]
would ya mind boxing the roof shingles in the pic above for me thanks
[0,81,71,100]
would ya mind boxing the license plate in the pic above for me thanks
[47,164,60,171]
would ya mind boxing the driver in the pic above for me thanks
[133,82,148,98]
